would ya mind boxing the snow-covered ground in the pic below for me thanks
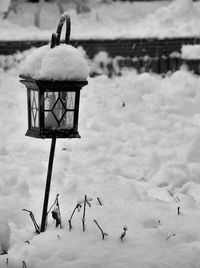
[1,64,200,267]
[1,0,200,40]
[1,0,200,267]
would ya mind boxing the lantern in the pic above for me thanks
[19,77,87,139]
[19,15,88,139]
[19,13,88,232]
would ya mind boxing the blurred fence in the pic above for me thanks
[113,0,199,1]
[0,38,200,74]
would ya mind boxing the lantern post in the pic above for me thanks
[40,136,56,232]
[19,13,88,232]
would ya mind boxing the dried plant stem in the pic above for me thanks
[120,227,127,241]
[68,208,76,231]
[97,197,103,206]
[68,203,81,231]
[154,220,161,230]
[46,194,59,216]
[94,219,108,240]
[166,233,176,240]
[86,198,92,207]
[177,206,180,215]
[168,190,179,203]
[22,261,27,268]
[82,195,87,232]
[22,209,40,234]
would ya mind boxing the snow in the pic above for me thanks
[1,64,200,267]
[20,44,89,81]
[181,45,200,60]
[1,0,200,40]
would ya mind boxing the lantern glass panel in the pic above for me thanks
[64,91,75,110]
[44,91,76,130]
[44,92,59,110]
[60,111,74,129]
[45,111,58,128]
[30,90,39,128]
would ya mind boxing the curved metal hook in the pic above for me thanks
[51,13,71,48]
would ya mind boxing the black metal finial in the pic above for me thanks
[51,13,71,48]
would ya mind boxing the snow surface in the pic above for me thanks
[182,45,200,60]
[1,0,200,40]
[1,64,200,267]
[20,44,89,80]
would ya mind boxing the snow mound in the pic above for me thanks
[20,44,89,81]
[181,45,200,60]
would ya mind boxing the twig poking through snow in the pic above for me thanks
[48,194,62,227]
[68,203,82,231]
[94,219,108,240]
[81,195,92,231]
[166,233,176,241]
[22,209,40,234]
[22,261,27,268]
[82,195,87,232]
[86,197,92,207]
[51,210,62,228]
[97,197,103,206]
[177,206,180,215]
[47,194,60,216]
[153,220,161,230]
[46,194,62,229]
[168,190,179,203]
[78,196,93,206]
[120,226,127,241]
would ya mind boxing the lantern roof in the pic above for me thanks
[19,74,88,91]
[20,12,89,82]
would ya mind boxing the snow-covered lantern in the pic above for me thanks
[19,13,88,139]
[19,13,89,232]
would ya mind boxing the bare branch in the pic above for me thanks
[94,219,108,240]
[82,195,87,232]
[166,233,176,241]
[22,209,40,234]
[97,197,103,206]
[68,203,82,231]
[120,226,127,241]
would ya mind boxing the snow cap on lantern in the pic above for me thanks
[20,42,89,81]
[19,12,89,139]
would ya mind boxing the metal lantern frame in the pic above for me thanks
[19,13,88,232]
[19,77,87,139]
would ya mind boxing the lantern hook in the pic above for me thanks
[51,12,71,48]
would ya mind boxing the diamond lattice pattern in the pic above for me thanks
[31,90,39,128]
[44,91,75,129]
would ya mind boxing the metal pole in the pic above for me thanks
[40,137,56,232]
